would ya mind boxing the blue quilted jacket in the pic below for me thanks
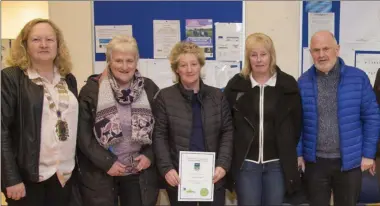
[297,58,380,171]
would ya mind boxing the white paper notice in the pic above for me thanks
[340,1,380,44]
[302,47,314,73]
[153,20,181,59]
[95,25,133,53]
[203,60,240,88]
[145,59,174,89]
[355,52,380,86]
[215,23,243,61]
[308,13,334,46]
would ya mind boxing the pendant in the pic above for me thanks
[55,120,69,141]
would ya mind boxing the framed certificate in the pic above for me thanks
[178,151,216,202]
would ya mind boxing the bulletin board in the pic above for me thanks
[93,1,243,61]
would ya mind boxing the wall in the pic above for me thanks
[245,1,301,78]
[1,1,302,87]
[48,1,94,89]
[1,1,49,39]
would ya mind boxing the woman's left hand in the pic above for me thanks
[213,166,226,184]
[135,155,151,171]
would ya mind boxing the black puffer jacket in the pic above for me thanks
[1,67,77,188]
[77,75,159,206]
[153,81,233,189]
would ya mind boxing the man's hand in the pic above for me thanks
[134,155,151,171]
[6,182,26,200]
[369,160,376,176]
[165,169,180,187]
[361,157,374,172]
[213,167,226,184]
[107,161,126,176]
[298,156,305,172]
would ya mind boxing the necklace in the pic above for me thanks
[35,74,70,141]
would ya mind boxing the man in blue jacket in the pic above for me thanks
[297,30,380,206]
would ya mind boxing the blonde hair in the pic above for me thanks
[241,33,277,79]
[169,41,205,83]
[106,35,139,63]
[6,18,72,76]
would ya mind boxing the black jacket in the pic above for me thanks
[224,67,302,195]
[1,66,78,188]
[153,81,233,189]
[77,75,159,206]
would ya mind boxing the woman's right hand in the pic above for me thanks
[165,169,180,187]
[6,182,26,200]
[107,161,126,176]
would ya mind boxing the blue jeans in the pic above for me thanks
[235,160,285,206]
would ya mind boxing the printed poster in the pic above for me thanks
[186,19,213,58]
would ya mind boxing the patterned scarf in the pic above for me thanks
[94,68,154,148]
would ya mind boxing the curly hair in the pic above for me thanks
[169,41,205,83]
[6,18,72,76]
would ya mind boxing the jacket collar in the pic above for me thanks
[176,79,207,102]
[250,71,277,88]
[229,66,298,94]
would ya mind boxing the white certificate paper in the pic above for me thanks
[178,151,215,202]
[153,20,181,59]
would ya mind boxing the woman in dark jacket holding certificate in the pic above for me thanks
[153,41,233,206]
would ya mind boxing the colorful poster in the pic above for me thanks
[186,19,213,58]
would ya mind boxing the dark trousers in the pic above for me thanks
[4,173,72,206]
[115,174,142,206]
[166,184,225,206]
[305,157,362,206]
[80,174,141,206]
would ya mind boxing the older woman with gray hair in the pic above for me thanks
[77,35,159,206]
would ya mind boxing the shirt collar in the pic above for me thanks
[27,67,62,85]
[250,72,277,88]
[316,60,340,76]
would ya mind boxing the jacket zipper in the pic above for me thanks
[259,85,264,163]
[234,106,255,170]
